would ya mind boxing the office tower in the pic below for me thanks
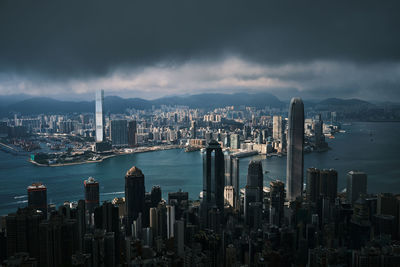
[95,89,105,142]
[166,205,175,239]
[110,119,128,146]
[247,160,263,201]
[244,161,263,225]
[273,115,283,141]
[84,177,99,217]
[346,171,367,204]
[319,169,338,203]
[230,156,240,209]
[125,166,145,236]
[201,140,225,228]
[313,114,325,148]
[190,120,196,139]
[27,182,47,214]
[286,97,304,201]
[269,180,285,227]
[306,168,320,203]
[128,120,137,147]
[230,133,240,149]
[151,185,162,207]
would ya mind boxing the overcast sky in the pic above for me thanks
[0,1,399,101]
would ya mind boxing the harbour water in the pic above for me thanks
[0,122,399,215]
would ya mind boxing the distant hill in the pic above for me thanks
[1,92,284,115]
[1,93,398,121]
[315,98,375,110]
[5,97,93,114]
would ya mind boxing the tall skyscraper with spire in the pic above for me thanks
[286,97,304,201]
[95,89,105,142]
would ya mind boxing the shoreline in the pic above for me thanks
[29,145,183,167]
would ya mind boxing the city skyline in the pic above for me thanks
[1,1,399,266]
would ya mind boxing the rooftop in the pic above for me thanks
[126,166,143,177]
[27,182,46,190]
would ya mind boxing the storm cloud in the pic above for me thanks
[0,0,399,100]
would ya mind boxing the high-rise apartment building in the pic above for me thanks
[95,90,105,142]
[286,97,304,201]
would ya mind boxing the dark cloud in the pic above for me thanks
[1,0,399,79]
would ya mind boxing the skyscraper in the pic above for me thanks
[151,185,162,207]
[166,205,175,239]
[202,140,225,228]
[27,182,47,214]
[110,120,128,146]
[190,120,196,139]
[84,177,99,217]
[95,89,105,143]
[319,169,338,203]
[244,161,263,225]
[128,120,137,147]
[247,160,264,202]
[269,180,285,227]
[273,115,283,141]
[346,171,367,204]
[230,156,240,209]
[286,97,304,201]
[313,114,325,148]
[306,168,320,203]
[230,134,240,149]
[125,166,145,236]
